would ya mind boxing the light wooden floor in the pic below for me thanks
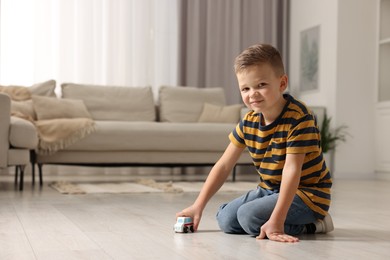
[1,169,390,260]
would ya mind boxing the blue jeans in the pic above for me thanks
[216,187,317,236]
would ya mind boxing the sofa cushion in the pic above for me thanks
[0,80,56,101]
[66,121,234,152]
[61,83,156,121]
[198,103,243,123]
[159,86,226,122]
[32,95,92,120]
[11,100,37,121]
[9,116,38,149]
[29,80,57,97]
[0,85,31,101]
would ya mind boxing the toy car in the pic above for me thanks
[174,217,194,233]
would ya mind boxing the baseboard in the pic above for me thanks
[375,172,390,181]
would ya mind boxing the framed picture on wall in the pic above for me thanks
[300,25,320,92]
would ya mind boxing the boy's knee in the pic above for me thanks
[237,206,263,236]
[216,205,244,234]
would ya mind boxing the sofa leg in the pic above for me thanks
[232,166,236,182]
[31,163,35,186]
[30,150,37,185]
[14,166,19,186]
[19,165,26,191]
[38,163,43,186]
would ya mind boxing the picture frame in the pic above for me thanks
[300,25,320,93]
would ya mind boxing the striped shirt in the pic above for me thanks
[229,94,332,219]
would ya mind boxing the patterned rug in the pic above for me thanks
[49,179,257,194]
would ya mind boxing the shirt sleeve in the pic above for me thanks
[229,119,246,148]
[286,114,320,154]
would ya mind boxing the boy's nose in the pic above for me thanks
[250,91,260,98]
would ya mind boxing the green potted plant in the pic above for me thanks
[320,113,348,153]
[320,113,349,174]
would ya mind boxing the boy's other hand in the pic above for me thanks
[256,221,299,243]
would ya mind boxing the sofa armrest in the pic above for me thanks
[0,93,11,168]
[10,117,38,149]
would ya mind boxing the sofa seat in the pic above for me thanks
[66,121,235,152]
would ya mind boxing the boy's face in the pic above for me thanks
[236,63,287,114]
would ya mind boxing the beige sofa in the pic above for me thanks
[1,82,253,189]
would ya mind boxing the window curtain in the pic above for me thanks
[0,0,179,94]
[178,0,289,104]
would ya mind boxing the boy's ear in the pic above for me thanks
[279,75,288,91]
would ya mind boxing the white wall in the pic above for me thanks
[335,0,376,178]
[289,0,376,179]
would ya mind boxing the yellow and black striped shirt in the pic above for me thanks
[229,94,332,219]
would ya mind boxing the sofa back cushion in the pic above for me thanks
[61,83,156,121]
[197,103,243,123]
[158,86,226,122]
[29,80,57,97]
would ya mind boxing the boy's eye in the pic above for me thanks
[258,83,267,88]
[241,87,249,92]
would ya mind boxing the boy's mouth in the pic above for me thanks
[250,100,264,105]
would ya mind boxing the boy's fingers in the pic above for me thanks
[193,216,200,231]
[176,211,187,218]
[256,229,266,240]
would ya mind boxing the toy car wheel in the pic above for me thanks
[190,225,194,233]
[183,226,188,233]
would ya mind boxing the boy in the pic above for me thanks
[176,43,333,243]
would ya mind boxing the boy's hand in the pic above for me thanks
[256,220,299,243]
[176,205,202,231]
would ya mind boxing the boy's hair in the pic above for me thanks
[234,43,285,76]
